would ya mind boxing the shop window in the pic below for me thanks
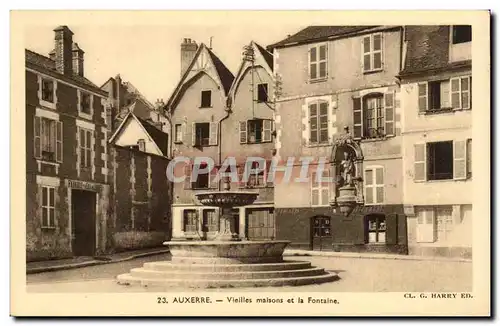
[365,214,386,244]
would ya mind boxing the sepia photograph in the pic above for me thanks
[10,9,491,317]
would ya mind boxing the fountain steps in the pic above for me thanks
[117,272,339,289]
[170,256,284,264]
[143,260,313,272]
[129,267,326,280]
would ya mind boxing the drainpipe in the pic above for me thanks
[217,100,231,191]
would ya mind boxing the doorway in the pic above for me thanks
[311,216,331,251]
[246,208,275,240]
[71,189,96,256]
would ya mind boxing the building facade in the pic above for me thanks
[167,39,277,241]
[399,25,472,259]
[268,26,408,253]
[108,112,172,251]
[26,26,111,261]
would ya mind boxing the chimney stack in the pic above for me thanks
[72,43,85,76]
[49,49,56,61]
[180,38,198,77]
[54,25,74,75]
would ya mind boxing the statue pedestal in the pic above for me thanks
[336,185,357,216]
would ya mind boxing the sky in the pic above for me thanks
[24,23,305,102]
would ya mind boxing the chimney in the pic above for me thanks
[180,38,198,77]
[54,25,74,75]
[72,43,85,76]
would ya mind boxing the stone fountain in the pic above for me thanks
[117,178,338,288]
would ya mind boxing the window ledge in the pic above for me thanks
[364,203,385,206]
[78,111,93,120]
[37,159,60,166]
[39,99,56,110]
[419,178,471,184]
[363,68,383,75]
[243,141,273,145]
[308,77,328,84]
[420,108,471,116]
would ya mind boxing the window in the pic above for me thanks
[79,91,92,115]
[311,169,330,207]
[183,209,198,232]
[202,209,218,232]
[174,124,183,143]
[41,78,55,103]
[436,206,453,242]
[194,123,210,147]
[362,33,383,72]
[353,92,395,139]
[192,122,217,147]
[427,141,453,180]
[363,95,384,139]
[452,25,472,44]
[246,161,265,188]
[366,214,386,243]
[239,119,272,144]
[364,166,384,205]
[416,206,454,243]
[201,90,212,108]
[192,163,210,189]
[309,43,328,80]
[137,139,146,151]
[312,216,330,237]
[309,101,329,144]
[34,117,62,162]
[257,83,268,103]
[41,186,55,228]
[79,128,93,168]
[418,76,471,112]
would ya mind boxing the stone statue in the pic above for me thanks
[340,151,354,187]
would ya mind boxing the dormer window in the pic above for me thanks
[452,25,472,44]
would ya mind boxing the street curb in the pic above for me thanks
[283,250,472,263]
[27,249,170,274]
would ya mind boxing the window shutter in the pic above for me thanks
[55,121,63,163]
[385,213,398,245]
[309,47,317,80]
[414,143,426,182]
[184,164,192,189]
[460,76,470,109]
[309,103,318,143]
[384,92,395,137]
[418,83,428,113]
[440,80,450,108]
[453,140,466,180]
[209,122,218,146]
[450,77,461,108]
[353,97,362,139]
[34,116,41,159]
[362,36,371,71]
[263,119,272,142]
[191,122,196,146]
[237,165,245,188]
[239,121,247,144]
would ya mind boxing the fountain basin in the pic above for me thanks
[195,191,259,207]
[165,240,290,264]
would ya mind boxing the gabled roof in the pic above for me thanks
[267,26,378,50]
[165,43,234,112]
[227,41,274,103]
[25,49,107,96]
[399,25,472,77]
[109,111,169,157]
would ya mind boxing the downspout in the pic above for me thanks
[217,97,231,191]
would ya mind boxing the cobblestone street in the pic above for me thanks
[26,254,472,293]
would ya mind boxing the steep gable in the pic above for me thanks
[165,43,234,112]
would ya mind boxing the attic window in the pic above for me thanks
[137,139,146,151]
[201,90,212,108]
[452,25,471,44]
[257,83,268,103]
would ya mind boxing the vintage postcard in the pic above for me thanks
[10,10,491,317]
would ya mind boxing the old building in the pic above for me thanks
[398,26,472,259]
[108,112,172,251]
[26,26,110,261]
[166,39,234,240]
[224,41,276,240]
[268,26,408,253]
